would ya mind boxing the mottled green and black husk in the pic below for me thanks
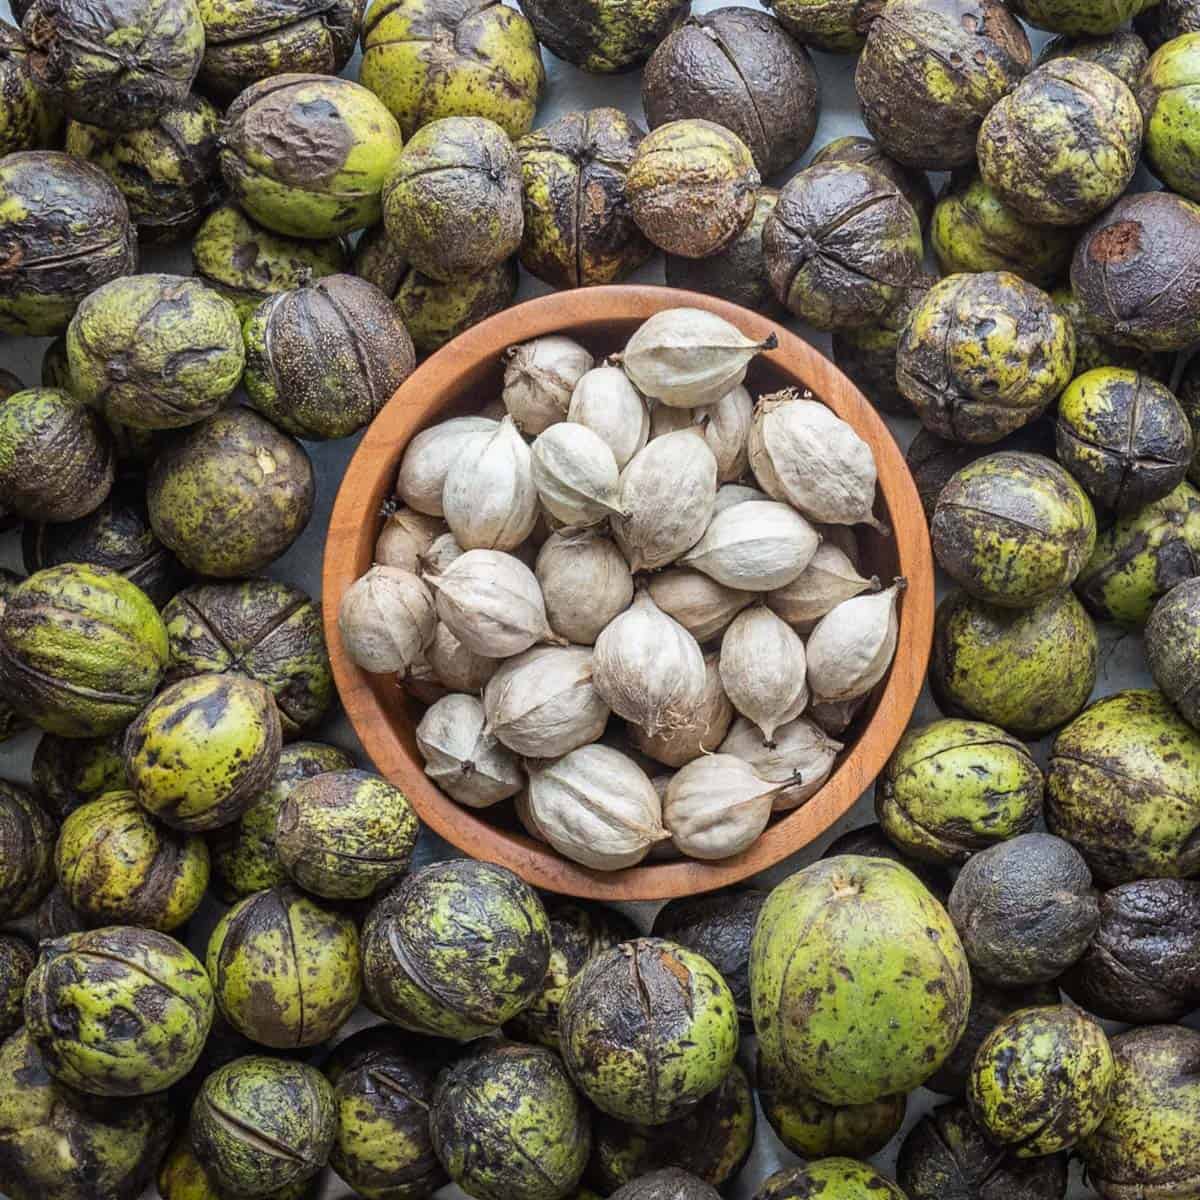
[811,136,935,228]
[820,822,952,899]
[1146,577,1200,727]
[0,20,60,155]
[0,781,56,922]
[0,935,34,1038]
[1037,29,1149,85]
[609,1169,722,1200]
[30,730,126,818]
[518,0,689,72]
[753,1159,907,1200]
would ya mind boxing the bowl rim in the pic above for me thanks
[323,284,934,901]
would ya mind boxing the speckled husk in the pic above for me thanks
[124,673,283,833]
[324,1024,447,1200]
[931,588,1098,737]
[757,1053,904,1160]
[147,408,315,577]
[1071,191,1200,352]
[0,21,60,154]
[752,1159,907,1200]
[383,115,524,283]
[897,1101,1069,1200]
[244,273,415,440]
[507,897,636,1050]
[518,107,654,290]
[1139,33,1200,204]
[931,451,1096,606]
[24,925,213,1097]
[820,821,953,899]
[56,791,209,931]
[0,1026,171,1200]
[930,173,1074,286]
[0,388,114,522]
[593,1063,756,1191]
[158,1136,321,1199]
[0,935,32,1039]
[1047,688,1200,884]
[1147,577,1200,727]
[855,0,1032,170]
[0,151,136,337]
[0,564,168,738]
[191,202,349,321]
[361,0,543,140]
[643,9,819,178]
[978,59,1142,228]
[560,937,739,1125]
[1138,0,1200,47]
[627,118,760,259]
[1056,368,1193,514]
[1075,481,1200,624]
[897,272,1075,444]
[64,95,221,245]
[30,730,125,817]
[1038,29,1149,86]
[212,741,354,900]
[205,883,361,1048]
[1079,1025,1200,1200]
[198,0,365,102]
[752,856,970,1106]
[0,571,24,741]
[361,858,550,1039]
[1064,878,1200,1022]
[519,0,689,72]
[762,0,884,53]
[969,1005,1114,1156]
[1013,0,1154,34]
[163,579,333,737]
[811,135,934,227]
[764,161,922,330]
[222,74,404,238]
[0,781,55,922]
[877,718,1043,865]
[190,1055,336,1197]
[431,1041,591,1200]
[609,1171,720,1200]
[66,274,243,431]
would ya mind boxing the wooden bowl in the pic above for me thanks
[324,286,934,901]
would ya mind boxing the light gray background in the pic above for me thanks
[0,3,1189,1198]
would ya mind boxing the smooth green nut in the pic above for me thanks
[751,856,970,1106]
[55,791,209,931]
[0,1026,170,1200]
[1052,287,1174,382]
[1038,29,1150,86]
[931,173,1074,286]
[1013,0,1155,36]
[932,451,1096,607]
[361,0,545,140]
[206,883,361,1048]
[191,202,350,321]
[1140,32,1200,203]
[753,1160,907,1200]
[31,730,126,817]
[431,1042,592,1200]
[24,925,214,1097]
[1047,688,1200,884]
[1075,480,1200,624]
[0,781,56,921]
[124,673,283,833]
[0,935,34,1038]
[877,718,1044,865]
[157,1136,320,1199]
[931,587,1098,736]
[897,271,1076,444]
[361,858,550,1039]
[0,21,61,155]
[969,1005,1114,1156]
[1147,577,1200,728]
[0,564,168,738]
[190,1055,336,1197]
[67,275,243,431]
[518,0,689,72]
[561,937,739,1125]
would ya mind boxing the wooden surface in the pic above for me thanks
[323,285,935,901]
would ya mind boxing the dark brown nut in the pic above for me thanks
[1138,0,1200,47]
[1053,286,1175,383]
[0,781,56,923]
[0,20,60,155]
[811,134,934,227]
[1037,29,1149,86]
[518,0,691,73]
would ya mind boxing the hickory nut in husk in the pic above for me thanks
[1147,577,1200,728]
[361,858,550,1040]
[1139,32,1200,201]
[518,0,689,73]
[762,0,884,53]
[244,273,415,440]
[969,1005,1114,1156]
[360,0,544,140]
[0,21,59,155]
[124,673,282,833]
[1047,688,1200,884]
[1015,0,1154,34]
[764,161,922,330]
[431,1042,591,1200]
[1138,0,1200,47]
[0,574,25,743]
[148,408,315,577]
[206,883,361,1047]
[610,1170,721,1200]
[1039,29,1149,84]
[0,564,168,738]
[21,0,203,131]
[643,9,818,178]
[627,119,760,259]
[877,718,1043,866]
[24,925,214,1097]
[0,780,55,922]
[0,936,34,1040]
[855,0,1032,170]
[221,74,404,238]
[55,791,209,931]
[812,135,935,227]
[753,1160,907,1200]
[897,271,1075,444]
[751,856,971,1105]
[518,107,654,290]
[157,1137,321,1200]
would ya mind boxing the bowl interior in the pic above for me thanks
[323,286,934,901]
